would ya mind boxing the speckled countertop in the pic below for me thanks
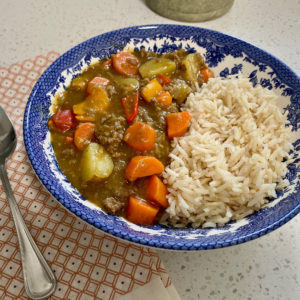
[1,0,299,299]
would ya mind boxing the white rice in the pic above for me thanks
[162,76,292,228]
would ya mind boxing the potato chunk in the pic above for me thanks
[112,77,139,95]
[139,58,176,78]
[182,53,206,89]
[81,143,114,182]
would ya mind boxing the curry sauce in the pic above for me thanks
[49,49,211,225]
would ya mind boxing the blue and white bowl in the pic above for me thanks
[23,25,300,250]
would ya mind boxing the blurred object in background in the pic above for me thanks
[146,0,234,22]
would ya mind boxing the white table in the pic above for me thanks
[1,1,299,299]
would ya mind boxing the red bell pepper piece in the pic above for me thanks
[157,74,171,86]
[121,91,139,123]
[51,109,77,132]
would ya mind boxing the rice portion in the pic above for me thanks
[162,76,292,228]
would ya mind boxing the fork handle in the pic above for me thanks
[0,163,56,300]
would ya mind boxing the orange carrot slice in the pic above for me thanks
[124,156,164,181]
[155,90,172,108]
[146,175,168,208]
[74,122,95,151]
[200,68,213,83]
[166,111,191,139]
[112,52,140,75]
[123,122,156,151]
[126,195,159,226]
[86,77,110,94]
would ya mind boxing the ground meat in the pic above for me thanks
[137,101,179,131]
[138,49,157,59]
[136,105,154,125]
[152,101,179,130]
[139,78,150,89]
[168,102,180,113]
[102,197,125,215]
[153,101,179,114]
[163,49,186,66]
[95,114,126,157]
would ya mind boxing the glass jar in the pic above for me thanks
[146,0,234,22]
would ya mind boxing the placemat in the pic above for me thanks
[0,53,179,300]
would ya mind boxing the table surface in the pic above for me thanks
[1,0,299,299]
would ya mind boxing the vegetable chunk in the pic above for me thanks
[113,77,139,94]
[165,79,192,104]
[157,74,171,86]
[139,58,176,78]
[126,196,159,226]
[81,143,114,182]
[121,91,139,123]
[73,86,110,116]
[141,78,163,102]
[146,175,168,208]
[200,68,213,83]
[86,77,110,94]
[124,156,164,181]
[155,90,172,108]
[51,109,77,132]
[123,122,156,151]
[166,111,191,139]
[112,51,140,75]
[74,122,95,151]
[182,53,206,87]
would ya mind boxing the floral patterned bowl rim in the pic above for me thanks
[23,24,300,250]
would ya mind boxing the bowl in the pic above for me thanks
[23,24,300,250]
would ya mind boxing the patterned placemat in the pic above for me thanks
[0,53,174,300]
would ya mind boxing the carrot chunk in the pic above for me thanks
[200,68,213,83]
[112,51,140,75]
[86,77,110,95]
[146,175,168,208]
[166,111,191,139]
[126,196,159,226]
[74,122,95,151]
[141,78,163,102]
[124,156,164,181]
[155,90,172,108]
[123,122,156,151]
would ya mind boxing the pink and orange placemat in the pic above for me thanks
[0,53,180,300]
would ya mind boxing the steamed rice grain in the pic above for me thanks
[162,77,292,228]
